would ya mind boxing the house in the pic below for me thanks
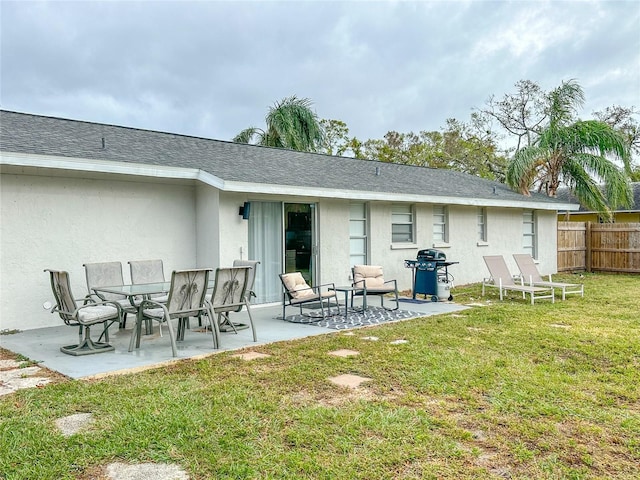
[0,110,577,331]
[556,183,640,223]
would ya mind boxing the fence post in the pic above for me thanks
[586,222,592,273]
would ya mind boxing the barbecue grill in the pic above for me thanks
[404,249,458,301]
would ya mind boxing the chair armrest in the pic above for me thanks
[314,282,336,292]
[383,279,397,288]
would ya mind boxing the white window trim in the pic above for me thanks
[391,204,416,247]
[432,205,448,246]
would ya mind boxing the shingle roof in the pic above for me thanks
[1,110,568,207]
[556,183,640,212]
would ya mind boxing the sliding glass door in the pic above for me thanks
[248,202,317,303]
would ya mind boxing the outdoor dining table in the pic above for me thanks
[93,280,216,334]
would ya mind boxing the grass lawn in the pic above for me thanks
[1,273,639,479]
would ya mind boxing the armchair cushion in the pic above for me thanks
[353,265,385,288]
[77,305,120,323]
[281,272,315,299]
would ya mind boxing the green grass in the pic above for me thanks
[1,273,639,479]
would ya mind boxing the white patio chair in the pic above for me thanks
[482,255,555,305]
[513,254,584,300]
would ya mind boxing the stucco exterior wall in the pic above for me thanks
[217,191,251,267]
[0,173,561,332]
[317,199,351,286]
[0,173,197,331]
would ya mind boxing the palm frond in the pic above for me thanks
[506,146,548,194]
[265,96,325,151]
[561,160,612,220]
[568,153,633,210]
[233,127,263,144]
[547,79,584,129]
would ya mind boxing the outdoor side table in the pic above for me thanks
[330,286,367,323]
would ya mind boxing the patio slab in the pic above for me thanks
[0,299,469,379]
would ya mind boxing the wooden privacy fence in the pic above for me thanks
[558,222,640,273]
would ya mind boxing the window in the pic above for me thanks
[391,204,414,243]
[523,210,536,258]
[433,205,448,243]
[350,203,368,265]
[477,208,487,242]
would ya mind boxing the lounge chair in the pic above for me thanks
[482,255,554,305]
[513,254,584,300]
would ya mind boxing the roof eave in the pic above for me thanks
[1,152,577,211]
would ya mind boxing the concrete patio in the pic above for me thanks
[0,298,469,379]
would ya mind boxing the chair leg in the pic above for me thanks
[61,325,114,356]
[208,307,220,349]
[165,318,178,357]
[246,304,257,342]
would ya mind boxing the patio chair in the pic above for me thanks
[279,272,338,320]
[209,259,261,332]
[129,269,211,357]
[233,259,260,302]
[45,269,122,356]
[128,259,168,303]
[513,254,584,300]
[482,255,555,305]
[84,261,137,329]
[351,265,399,310]
[204,266,257,348]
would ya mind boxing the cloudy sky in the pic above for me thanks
[1,0,639,145]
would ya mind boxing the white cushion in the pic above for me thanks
[353,265,385,288]
[282,273,314,299]
[77,305,119,323]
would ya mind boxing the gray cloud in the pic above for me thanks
[1,0,638,145]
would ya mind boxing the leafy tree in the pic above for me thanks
[482,79,548,152]
[357,118,507,181]
[233,96,325,152]
[505,79,633,220]
[593,105,640,180]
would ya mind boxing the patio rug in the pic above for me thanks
[398,298,432,304]
[281,306,424,330]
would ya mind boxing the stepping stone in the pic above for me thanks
[0,366,51,396]
[231,351,271,361]
[106,462,189,480]
[0,359,22,369]
[466,303,488,307]
[549,324,571,329]
[328,373,371,388]
[328,349,359,358]
[390,339,408,345]
[342,332,355,336]
[361,336,379,341]
[55,413,94,437]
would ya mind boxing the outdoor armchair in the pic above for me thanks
[84,261,137,328]
[513,254,584,300]
[204,266,257,348]
[128,259,169,303]
[279,272,338,320]
[129,268,211,357]
[482,255,555,305]
[45,269,122,356]
[351,265,399,310]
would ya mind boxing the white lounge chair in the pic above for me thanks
[482,255,555,305]
[513,254,584,300]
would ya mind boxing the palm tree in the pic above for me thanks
[506,79,633,221]
[233,96,325,152]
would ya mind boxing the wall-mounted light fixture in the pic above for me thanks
[239,202,251,220]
